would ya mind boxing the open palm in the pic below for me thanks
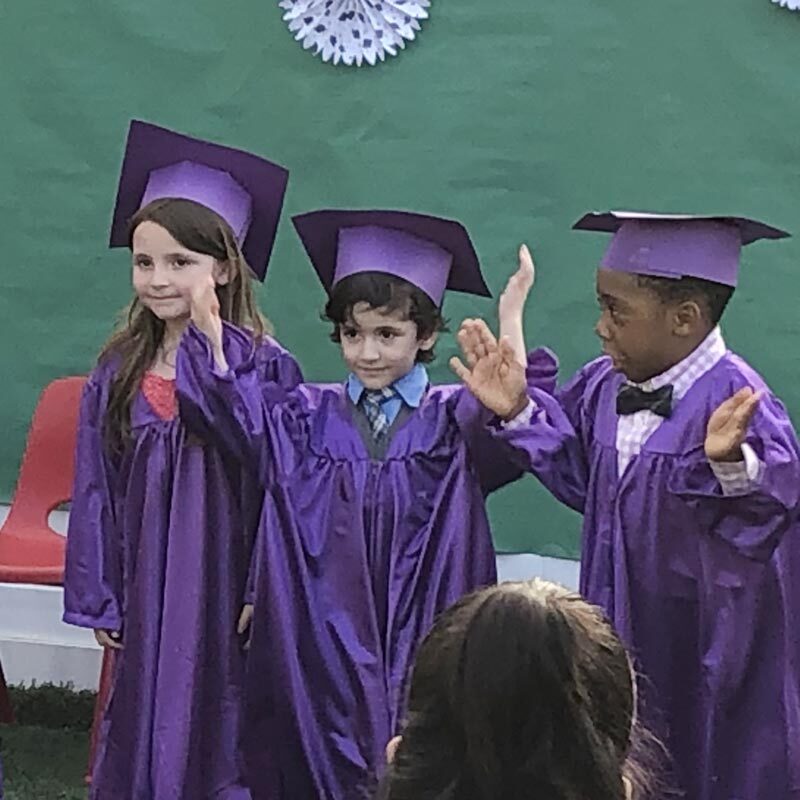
[498,244,535,324]
[189,277,223,351]
[450,319,527,419]
[705,387,760,462]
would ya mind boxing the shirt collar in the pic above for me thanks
[635,327,727,400]
[347,363,429,407]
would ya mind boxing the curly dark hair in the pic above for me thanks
[323,272,447,364]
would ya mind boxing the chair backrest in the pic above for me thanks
[3,376,86,534]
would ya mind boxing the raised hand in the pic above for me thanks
[498,244,536,367]
[190,277,222,346]
[450,319,528,420]
[705,387,761,463]
[188,276,228,370]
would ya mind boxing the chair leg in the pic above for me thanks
[85,649,115,785]
[0,658,14,724]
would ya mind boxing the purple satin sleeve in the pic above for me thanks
[176,325,302,609]
[486,363,592,512]
[668,391,800,561]
[176,323,298,485]
[454,346,560,494]
[63,370,123,631]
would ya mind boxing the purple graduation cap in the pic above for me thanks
[291,210,490,305]
[573,211,790,287]
[109,120,289,281]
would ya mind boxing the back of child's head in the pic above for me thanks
[381,579,645,800]
[100,197,268,450]
[635,274,734,329]
[323,271,447,364]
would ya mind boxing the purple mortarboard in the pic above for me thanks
[291,210,490,305]
[109,120,289,281]
[573,211,790,287]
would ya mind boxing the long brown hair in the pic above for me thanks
[100,197,269,452]
[381,579,656,800]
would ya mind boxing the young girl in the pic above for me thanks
[176,209,559,799]
[63,121,302,800]
[380,579,648,800]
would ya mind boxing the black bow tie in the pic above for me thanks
[616,383,673,418]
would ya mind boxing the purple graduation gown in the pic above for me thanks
[176,323,558,800]
[63,336,302,800]
[491,352,800,800]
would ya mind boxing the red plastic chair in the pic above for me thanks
[0,376,85,723]
[0,376,85,583]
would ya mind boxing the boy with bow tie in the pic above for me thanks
[452,212,800,800]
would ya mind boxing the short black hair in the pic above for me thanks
[636,274,734,326]
[323,272,447,364]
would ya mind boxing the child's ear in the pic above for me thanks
[672,300,703,337]
[214,260,231,286]
[418,330,439,353]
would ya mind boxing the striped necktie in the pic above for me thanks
[360,387,396,440]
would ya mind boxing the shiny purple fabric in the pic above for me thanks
[492,354,800,800]
[176,323,559,800]
[63,338,302,800]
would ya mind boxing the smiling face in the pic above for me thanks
[131,220,228,322]
[339,302,438,390]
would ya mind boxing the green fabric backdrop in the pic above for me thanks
[1,0,798,556]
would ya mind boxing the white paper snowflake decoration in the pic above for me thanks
[771,0,800,10]
[279,0,431,66]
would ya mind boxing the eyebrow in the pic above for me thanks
[133,251,196,259]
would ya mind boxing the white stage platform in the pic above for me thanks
[0,505,579,691]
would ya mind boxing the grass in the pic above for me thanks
[1,725,88,799]
[1,683,94,799]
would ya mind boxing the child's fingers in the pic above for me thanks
[498,336,518,364]
[449,356,474,386]
[462,319,489,361]
[95,630,124,650]
[518,244,536,288]
[190,275,213,301]
[730,390,761,431]
[711,387,752,426]
[386,736,402,764]
[237,605,254,634]
[473,319,498,357]
[189,276,220,317]
[457,321,480,368]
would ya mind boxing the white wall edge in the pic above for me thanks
[0,505,580,690]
